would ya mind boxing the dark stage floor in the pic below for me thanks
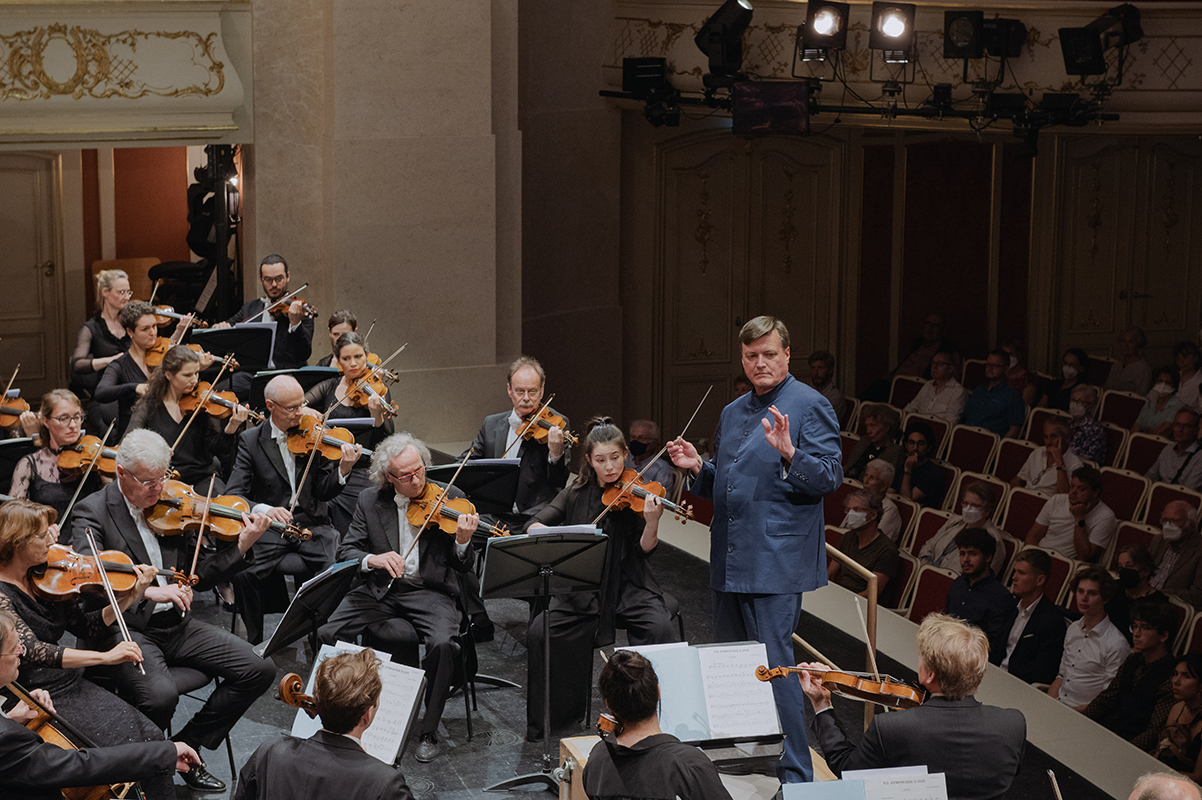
[162,543,1113,799]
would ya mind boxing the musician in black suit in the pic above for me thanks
[0,607,201,800]
[69,430,275,794]
[799,613,1026,800]
[319,432,477,764]
[225,375,360,644]
[1001,548,1069,685]
[233,648,414,800]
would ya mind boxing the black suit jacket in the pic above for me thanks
[1003,594,1069,686]
[0,714,176,800]
[233,730,413,800]
[227,298,314,369]
[464,410,570,517]
[225,421,346,528]
[337,483,475,601]
[70,482,252,630]
[815,696,1026,800]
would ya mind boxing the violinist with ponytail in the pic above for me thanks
[524,417,677,741]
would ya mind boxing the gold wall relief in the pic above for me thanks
[0,24,225,101]
[694,169,713,275]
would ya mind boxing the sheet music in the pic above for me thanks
[862,774,947,800]
[782,781,868,800]
[618,643,709,741]
[696,642,781,739]
[299,559,358,593]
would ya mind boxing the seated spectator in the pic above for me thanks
[1154,655,1202,782]
[840,460,902,543]
[964,350,1025,439]
[1043,348,1091,412]
[896,313,961,381]
[1012,417,1083,497]
[809,350,848,426]
[1178,342,1202,414]
[918,482,1006,575]
[1001,549,1069,685]
[626,419,676,500]
[944,528,1016,664]
[1110,545,1171,646]
[830,489,899,597]
[1135,366,1184,436]
[1085,601,1177,752]
[899,421,945,509]
[1068,384,1107,465]
[1150,501,1202,608]
[1108,327,1155,397]
[844,404,904,485]
[1147,409,1202,491]
[1127,772,1202,800]
[903,349,964,424]
[1026,466,1116,562]
[1002,340,1041,407]
[1050,567,1131,710]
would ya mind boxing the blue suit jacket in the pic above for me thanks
[692,374,842,594]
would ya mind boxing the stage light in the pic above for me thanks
[944,10,983,60]
[799,2,848,62]
[869,3,916,63]
[1059,3,1142,78]
[695,0,754,89]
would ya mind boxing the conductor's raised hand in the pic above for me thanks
[761,405,795,462]
[666,436,702,476]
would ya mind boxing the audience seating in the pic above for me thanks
[904,412,951,458]
[997,533,1021,577]
[1100,422,1129,468]
[1108,521,1162,570]
[843,398,861,431]
[906,565,958,623]
[1168,594,1194,653]
[1099,467,1151,522]
[887,550,920,610]
[905,507,955,557]
[943,425,1001,475]
[1024,407,1072,444]
[1087,355,1117,387]
[961,358,987,390]
[1182,611,1202,655]
[1124,433,1171,476]
[825,524,847,550]
[947,471,1009,522]
[931,459,961,509]
[892,494,920,546]
[824,478,863,528]
[889,375,926,409]
[993,438,1038,484]
[1143,482,1202,527]
[1000,487,1049,540]
[1099,389,1148,430]
[840,431,860,463]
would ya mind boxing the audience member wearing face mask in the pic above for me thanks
[1041,348,1090,412]
[1134,367,1184,437]
[1151,501,1202,608]
[1107,545,1170,646]
[917,483,1007,575]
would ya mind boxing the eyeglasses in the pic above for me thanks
[47,414,83,425]
[0,643,26,658]
[271,401,304,413]
[113,289,133,298]
[1130,623,1158,634]
[130,471,170,488]
[262,275,288,285]
[387,466,425,483]
[509,389,541,398]
[906,438,927,447]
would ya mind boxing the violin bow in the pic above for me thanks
[248,283,309,323]
[855,596,882,682]
[188,476,216,582]
[170,356,233,453]
[1047,770,1065,800]
[590,385,713,527]
[1,364,20,412]
[504,394,556,458]
[59,420,116,527]
[83,528,145,675]
[402,449,473,562]
[324,342,407,419]
[148,279,160,305]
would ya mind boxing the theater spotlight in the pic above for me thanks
[799,2,849,61]
[1059,3,1142,80]
[869,3,916,64]
[695,0,754,89]
[943,10,984,60]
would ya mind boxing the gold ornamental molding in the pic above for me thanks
[1,24,224,101]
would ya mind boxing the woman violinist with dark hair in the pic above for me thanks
[524,417,678,741]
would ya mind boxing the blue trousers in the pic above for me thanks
[713,590,812,783]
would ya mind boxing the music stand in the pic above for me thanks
[190,323,276,372]
[254,559,359,659]
[481,527,608,793]
[0,437,37,495]
[249,366,340,409]
[427,459,520,517]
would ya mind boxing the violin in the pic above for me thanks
[0,396,30,428]
[406,481,510,538]
[30,543,194,600]
[179,381,265,423]
[596,712,618,734]
[265,296,318,321]
[287,413,371,462]
[278,672,319,719]
[145,479,312,542]
[755,665,927,710]
[517,407,578,447]
[151,305,209,329]
[601,469,693,524]
[343,371,399,418]
[144,339,239,371]
[56,435,119,476]
[338,351,399,384]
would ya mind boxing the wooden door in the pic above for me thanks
[0,153,65,398]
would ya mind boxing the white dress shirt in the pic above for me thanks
[1001,594,1042,670]
[119,487,176,616]
[1055,615,1130,707]
[904,378,967,425]
[360,492,471,579]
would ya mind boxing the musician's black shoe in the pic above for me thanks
[180,761,226,793]
[415,732,442,762]
[471,615,495,643]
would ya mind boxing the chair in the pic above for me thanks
[904,413,951,458]
[824,478,863,528]
[886,551,920,610]
[1100,467,1151,522]
[168,667,237,778]
[1124,433,1171,476]
[1087,355,1117,387]
[961,359,987,390]
[892,494,920,546]
[905,508,954,558]
[906,565,957,623]
[842,398,861,432]
[997,533,1021,576]
[1024,407,1072,444]
[999,487,1049,540]
[1143,482,1202,526]
[1108,521,1161,570]
[1168,595,1194,654]
[1100,422,1130,468]
[948,472,1009,522]
[826,524,848,550]
[1012,545,1075,604]
[993,438,1037,484]
[931,460,961,510]
[1182,611,1202,655]
[840,431,861,464]
[889,375,927,409]
[1099,390,1148,430]
[943,426,1001,477]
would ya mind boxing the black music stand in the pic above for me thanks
[0,437,37,495]
[190,324,276,372]
[255,559,359,659]
[481,527,608,794]
[426,459,520,517]
[249,366,340,409]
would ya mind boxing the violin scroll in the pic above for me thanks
[278,673,319,719]
[755,665,786,682]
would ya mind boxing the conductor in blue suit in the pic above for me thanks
[668,316,843,783]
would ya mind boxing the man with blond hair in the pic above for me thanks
[798,613,1026,800]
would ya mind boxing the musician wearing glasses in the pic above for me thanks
[11,390,103,523]
[214,254,314,371]
[70,430,274,794]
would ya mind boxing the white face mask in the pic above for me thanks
[845,510,869,529]
[1154,382,1174,396]
[1163,522,1184,542]
[961,506,984,524]
[1009,355,1019,369]
[1069,401,1087,418]
[1062,365,1079,380]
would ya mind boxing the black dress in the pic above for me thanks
[70,313,130,432]
[303,377,393,533]
[9,448,103,524]
[0,582,175,800]
[524,482,676,739]
[127,401,237,490]
[93,353,150,440]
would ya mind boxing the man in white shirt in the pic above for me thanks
[917,481,1007,574]
[1049,567,1130,709]
[1146,409,1202,490]
[1012,417,1082,497]
[1026,466,1117,562]
[903,350,965,425]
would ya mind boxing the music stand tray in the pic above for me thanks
[255,559,359,660]
[249,366,340,409]
[427,460,521,517]
[190,323,276,372]
[481,527,608,793]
